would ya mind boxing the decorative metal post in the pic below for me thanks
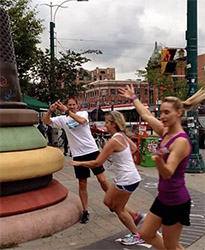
[0,7,26,109]
[50,21,55,60]
[186,0,204,172]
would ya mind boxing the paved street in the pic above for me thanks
[10,149,205,250]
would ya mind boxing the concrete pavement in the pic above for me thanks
[9,149,205,250]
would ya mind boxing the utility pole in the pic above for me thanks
[50,20,55,60]
[186,0,205,172]
[43,0,88,60]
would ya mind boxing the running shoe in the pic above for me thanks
[80,210,89,224]
[121,233,145,246]
[134,211,146,227]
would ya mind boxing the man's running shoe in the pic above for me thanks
[80,210,89,224]
[134,212,146,228]
[121,233,145,246]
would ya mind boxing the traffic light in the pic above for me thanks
[161,48,177,74]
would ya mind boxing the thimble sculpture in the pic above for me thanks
[0,8,82,247]
[0,7,26,109]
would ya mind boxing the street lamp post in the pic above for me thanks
[43,0,88,60]
[186,0,204,172]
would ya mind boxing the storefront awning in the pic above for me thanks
[23,94,49,112]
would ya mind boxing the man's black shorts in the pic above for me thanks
[73,151,105,179]
[150,197,191,226]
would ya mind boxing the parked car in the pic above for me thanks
[90,121,108,134]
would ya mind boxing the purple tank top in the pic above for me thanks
[157,132,192,205]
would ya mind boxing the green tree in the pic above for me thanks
[0,0,43,92]
[136,68,188,101]
[29,49,91,104]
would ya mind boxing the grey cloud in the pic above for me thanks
[33,0,205,79]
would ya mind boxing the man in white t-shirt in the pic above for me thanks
[43,97,109,224]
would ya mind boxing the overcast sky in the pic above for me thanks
[33,0,205,80]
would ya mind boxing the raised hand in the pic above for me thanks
[119,84,135,99]
[55,100,67,112]
[49,102,58,113]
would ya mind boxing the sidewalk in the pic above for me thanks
[10,150,205,250]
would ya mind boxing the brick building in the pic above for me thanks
[78,80,149,108]
[173,50,205,86]
[146,42,205,106]
[76,67,115,85]
[198,54,205,85]
[77,45,204,109]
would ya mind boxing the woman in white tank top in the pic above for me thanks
[70,111,145,246]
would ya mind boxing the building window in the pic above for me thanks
[100,71,105,74]
[86,75,91,81]
[94,76,97,81]
[110,89,115,95]
[102,89,107,96]
[79,75,84,80]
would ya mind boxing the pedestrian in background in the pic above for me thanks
[46,124,53,146]
[61,129,68,156]
[43,97,109,224]
[37,120,46,138]
[119,85,205,250]
[71,111,145,246]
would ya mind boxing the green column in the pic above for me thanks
[50,21,55,60]
[186,0,204,172]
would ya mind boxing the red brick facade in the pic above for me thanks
[198,54,205,85]
[77,53,205,109]
[76,67,115,85]
[78,80,150,108]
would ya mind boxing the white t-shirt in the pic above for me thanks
[111,132,141,186]
[50,111,98,157]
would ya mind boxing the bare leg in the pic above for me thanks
[177,244,185,250]
[96,172,109,192]
[125,204,137,218]
[140,211,166,250]
[103,183,139,235]
[162,223,184,250]
[78,178,88,211]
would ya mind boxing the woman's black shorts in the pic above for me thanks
[73,151,105,179]
[150,197,191,226]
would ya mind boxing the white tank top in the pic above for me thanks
[111,132,141,186]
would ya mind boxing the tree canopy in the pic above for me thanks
[0,0,44,92]
[28,49,91,104]
[136,67,188,101]
[0,0,96,104]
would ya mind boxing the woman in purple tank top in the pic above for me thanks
[119,85,205,250]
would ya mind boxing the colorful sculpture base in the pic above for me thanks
[0,192,82,247]
[0,126,47,152]
[0,174,52,197]
[0,146,64,182]
[0,179,68,217]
